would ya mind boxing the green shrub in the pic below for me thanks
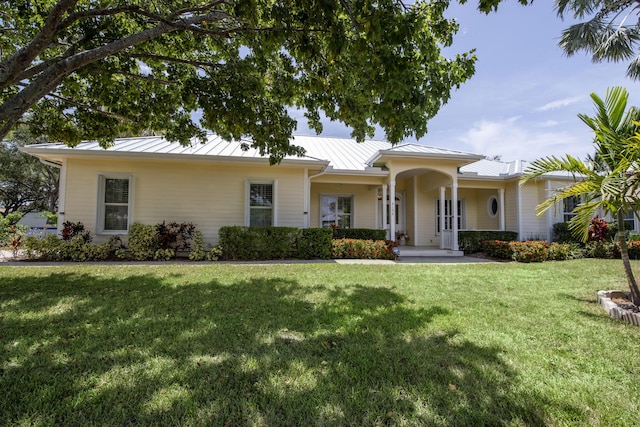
[23,234,61,260]
[584,241,617,259]
[156,221,195,252]
[332,228,387,240]
[22,235,122,261]
[218,226,332,260]
[189,230,223,261]
[61,221,92,243]
[552,222,581,244]
[331,239,397,260]
[459,231,518,254]
[127,223,159,260]
[548,242,572,261]
[482,240,513,259]
[510,241,549,263]
[297,228,333,260]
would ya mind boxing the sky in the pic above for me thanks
[292,1,640,162]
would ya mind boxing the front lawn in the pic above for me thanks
[1,260,640,426]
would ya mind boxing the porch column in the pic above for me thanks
[382,184,388,237]
[498,188,505,231]
[452,179,459,251]
[389,180,396,242]
[57,161,67,236]
[439,186,446,249]
[303,168,309,228]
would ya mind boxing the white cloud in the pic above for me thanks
[535,96,583,112]
[458,117,592,161]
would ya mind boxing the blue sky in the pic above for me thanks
[294,1,640,162]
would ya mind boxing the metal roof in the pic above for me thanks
[22,133,574,180]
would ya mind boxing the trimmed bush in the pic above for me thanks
[331,239,397,260]
[127,223,159,261]
[22,235,122,261]
[61,221,92,243]
[189,230,223,261]
[297,228,333,260]
[482,240,513,259]
[510,241,549,263]
[219,226,333,260]
[552,222,581,244]
[548,242,572,261]
[459,230,518,254]
[333,228,387,241]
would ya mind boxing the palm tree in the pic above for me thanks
[521,86,640,304]
[557,0,640,80]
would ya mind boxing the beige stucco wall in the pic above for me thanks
[63,157,307,244]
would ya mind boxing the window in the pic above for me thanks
[98,175,132,233]
[321,195,352,228]
[623,208,636,231]
[563,196,580,222]
[488,196,499,217]
[247,181,275,226]
[436,199,465,233]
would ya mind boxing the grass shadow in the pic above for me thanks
[1,270,546,425]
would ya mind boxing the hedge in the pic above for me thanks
[331,239,397,260]
[332,228,387,240]
[458,230,518,254]
[218,226,332,260]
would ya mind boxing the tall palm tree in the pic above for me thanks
[557,0,640,80]
[521,86,640,304]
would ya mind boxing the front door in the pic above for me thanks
[378,192,405,240]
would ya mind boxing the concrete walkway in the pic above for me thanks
[0,250,495,265]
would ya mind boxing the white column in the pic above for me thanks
[413,176,419,246]
[390,180,396,241]
[57,161,67,236]
[452,180,459,251]
[382,184,388,238]
[303,168,309,228]
[439,186,446,249]
[499,188,505,232]
[375,187,380,230]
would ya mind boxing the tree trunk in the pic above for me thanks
[617,211,640,305]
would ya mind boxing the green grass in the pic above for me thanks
[1,260,640,426]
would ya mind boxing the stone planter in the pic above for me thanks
[597,290,640,326]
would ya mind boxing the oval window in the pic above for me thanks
[488,196,498,217]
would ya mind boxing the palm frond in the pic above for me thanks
[570,200,603,242]
[626,55,640,80]
[521,155,592,185]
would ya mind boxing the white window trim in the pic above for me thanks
[435,198,465,235]
[245,179,277,226]
[320,193,354,228]
[96,173,134,235]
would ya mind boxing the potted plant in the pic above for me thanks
[396,231,409,246]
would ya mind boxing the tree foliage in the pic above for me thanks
[0,0,517,162]
[0,126,59,216]
[556,0,640,80]
[521,86,640,304]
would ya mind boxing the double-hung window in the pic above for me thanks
[563,196,580,222]
[321,195,352,228]
[97,174,133,233]
[436,199,465,233]
[247,180,275,226]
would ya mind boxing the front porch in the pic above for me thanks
[397,245,464,257]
